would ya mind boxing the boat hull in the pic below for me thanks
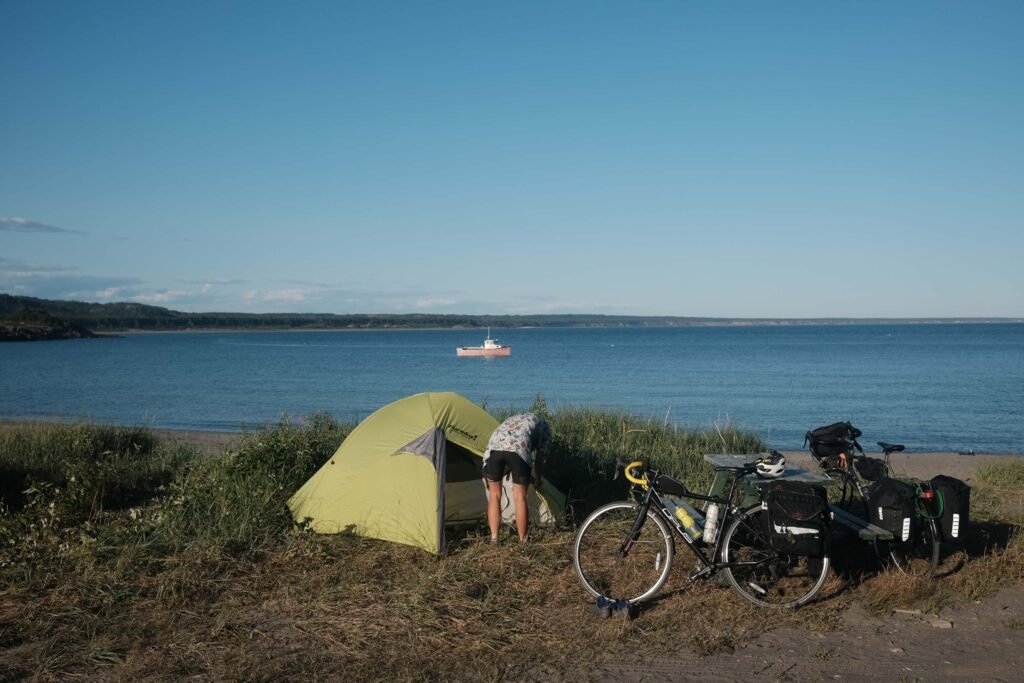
[456,346,511,357]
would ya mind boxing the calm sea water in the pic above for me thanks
[2,324,1022,454]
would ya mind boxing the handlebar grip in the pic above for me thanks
[623,460,647,486]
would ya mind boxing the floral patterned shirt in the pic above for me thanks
[483,413,551,466]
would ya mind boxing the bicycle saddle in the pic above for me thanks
[877,441,905,453]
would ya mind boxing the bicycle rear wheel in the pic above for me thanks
[822,467,867,517]
[885,516,941,577]
[721,505,830,608]
[572,501,674,604]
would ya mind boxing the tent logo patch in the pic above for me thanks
[446,425,479,442]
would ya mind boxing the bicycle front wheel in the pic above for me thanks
[721,505,830,608]
[822,467,885,569]
[572,501,674,604]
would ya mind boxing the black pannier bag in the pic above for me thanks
[853,457,887,482]
[764,481,831,557]
[867,478,916,543]
[930,475,970,543]
[804,421,863,467]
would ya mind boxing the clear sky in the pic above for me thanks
[2,1,1022,317]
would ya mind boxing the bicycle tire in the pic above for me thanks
[721,505,830,608]
[885,515,941,578]
[822,467,885,568]
[572,501,674,604]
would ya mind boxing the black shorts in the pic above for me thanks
[483,450,532,485]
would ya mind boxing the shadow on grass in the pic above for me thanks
[0,467,27,511]
[962,519,1017,556]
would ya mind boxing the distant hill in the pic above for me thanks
[0,293,1019,333]
[0,308,99,341]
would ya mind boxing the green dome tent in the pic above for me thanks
[287,392,565,554]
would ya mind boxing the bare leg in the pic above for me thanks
[486,479,503,542]
[512,483,529,542]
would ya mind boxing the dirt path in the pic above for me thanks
[587,587,1024,681]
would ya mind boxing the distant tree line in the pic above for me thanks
[0,293,1017,333]
[0,293,728,331]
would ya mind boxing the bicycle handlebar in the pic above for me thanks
[622,459,754,501]
[624,460,648,487]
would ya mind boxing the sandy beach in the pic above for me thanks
[780,449,1020,485]
[4,419,1019,473]
[148,427,242,455]
[158,429,1024,477]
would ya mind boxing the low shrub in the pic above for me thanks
[154,413,352,558]
[0,422,190,515]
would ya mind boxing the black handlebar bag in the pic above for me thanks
[764,481,831,557]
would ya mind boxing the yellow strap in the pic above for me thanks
[624,460,648,489]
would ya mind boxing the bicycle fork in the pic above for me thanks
[618,496,654,558]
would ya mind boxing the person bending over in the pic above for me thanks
[482,412,551,543]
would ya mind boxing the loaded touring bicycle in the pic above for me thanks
[572,454,832,609]
[805,421,970,577]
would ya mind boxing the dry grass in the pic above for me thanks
[1,420,1022,681]
[856,460,1024,615]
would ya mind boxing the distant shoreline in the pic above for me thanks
[46,318,1024,335]
[3,292,1023,335]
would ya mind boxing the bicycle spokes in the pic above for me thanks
[722,507,830,608]
[573,502,673,604]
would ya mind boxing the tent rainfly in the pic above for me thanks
[287,392,565,553]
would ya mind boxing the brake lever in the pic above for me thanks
[612,457,628,481]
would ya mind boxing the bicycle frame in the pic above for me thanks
[623,467,759,581]
[835,450,942,529]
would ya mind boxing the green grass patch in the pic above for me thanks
[977,460,1024,489]
[529,396,764,515]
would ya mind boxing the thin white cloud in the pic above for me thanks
[130,290,190,304]
[0,216,86,235]
[239,288,307,302]
[262,288,311,302]
[0,257,77,276]
[414,298,457,308]
[179,277,246,286]
[94,287,126,300]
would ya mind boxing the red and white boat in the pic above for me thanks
[456,328,511,357]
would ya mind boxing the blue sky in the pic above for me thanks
[2,1,1022,317]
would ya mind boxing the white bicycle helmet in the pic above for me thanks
[754,451,787,478]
